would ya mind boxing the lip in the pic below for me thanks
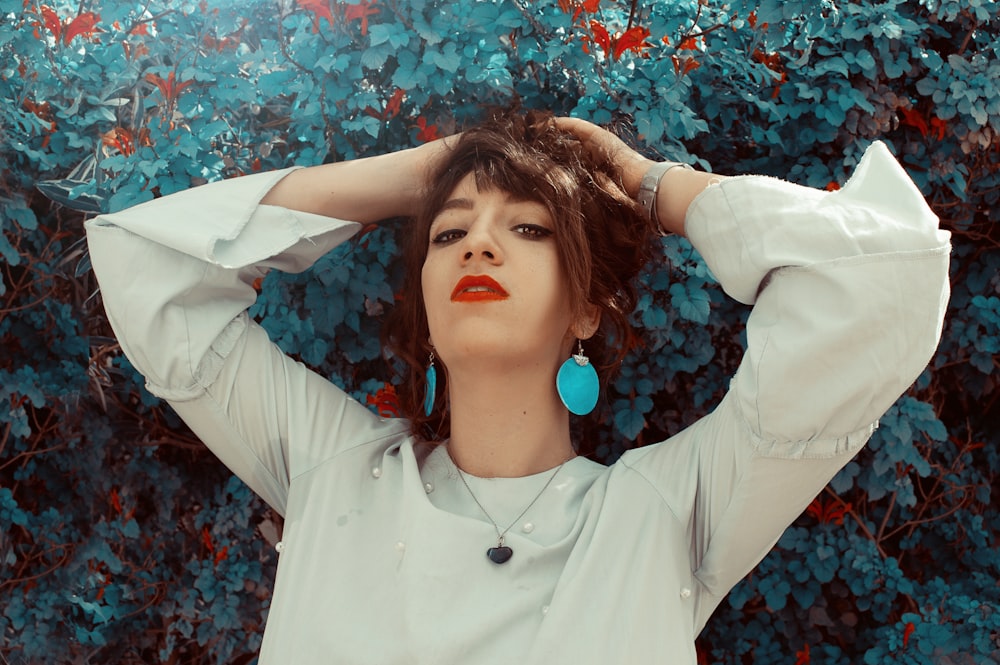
[451,275,509,302]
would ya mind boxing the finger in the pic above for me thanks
[553,116,600,141]
[559,117,639,160]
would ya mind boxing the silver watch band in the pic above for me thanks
[637,161,693,233]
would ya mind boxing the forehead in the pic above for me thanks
[437,172,546,212]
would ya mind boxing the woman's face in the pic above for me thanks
[421,173,580,377]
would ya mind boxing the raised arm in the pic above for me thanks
[86,139,451,513]
[558,117,951,627]
[259,140,449,221]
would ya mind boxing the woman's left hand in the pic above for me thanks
[553,117,653,199]
[555,116,724,237]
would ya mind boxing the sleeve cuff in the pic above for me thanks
[90,168,362,270]
[685,141,949,305]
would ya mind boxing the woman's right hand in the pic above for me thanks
[260,133,458,224]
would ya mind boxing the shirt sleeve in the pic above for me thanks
[620,141,951,628]
[85,169,403,514]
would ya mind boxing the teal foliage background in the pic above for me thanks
[1,0,998,662]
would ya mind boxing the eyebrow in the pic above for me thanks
[437,192,537,214]
[437,197,474,213]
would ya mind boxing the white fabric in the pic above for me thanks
[85,141,950,664]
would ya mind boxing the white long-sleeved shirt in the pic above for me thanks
[85,141,950,664]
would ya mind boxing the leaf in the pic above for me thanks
[369,22,409,49]
[588,19,610,54]
[361,43,393,69]
[613,25,651,61]
[670,282,710,324]
[40,5,62,43]
[613,400,646,440]
[415,116,439,142]
[297,0,334,32]
[426,42,460,73]
[344,0,380,36]
[63,12,100,44]
[35,179,105,213]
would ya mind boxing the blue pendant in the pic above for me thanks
[487,546,513,564]
[556,353,599,416]
[424,363,437,417]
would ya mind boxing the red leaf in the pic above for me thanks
[898,107,929,138]
[589,20,610,53]
[903,621,916,648]
[109,488,122,515]
[63,12,100,44]
[794,643,810,665]
[929,117,947,141]
[174,77,193,96]
[102,127,136,156]
[130,22,149,36]
[366,383,400,418]
[826,181,841,192]
[416,116,439,142]
[677,35,699,50]
[806,497,850,524]
[214,546,229,566]
[201,527,214,552]
[582,0,600,11]
[146,71,192,103]
[23,98,52,121]
[297,0,334,32]
[40,5,62,43]
[145,73,169,99]
[613,25,651,60]
[344,0,379,36]
[385,88,404,119]
[671,54,700,77]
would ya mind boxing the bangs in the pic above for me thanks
[436,138,582,222]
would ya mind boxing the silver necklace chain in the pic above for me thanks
[455,460,568,547]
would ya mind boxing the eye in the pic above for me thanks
[430,228,466,245]
[514,223,553,240]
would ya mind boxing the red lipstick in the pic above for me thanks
[451,275,509,302]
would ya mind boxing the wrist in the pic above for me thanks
[622,156,655,199]
[636,161,694,234]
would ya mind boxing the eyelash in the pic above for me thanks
[430,229,465,245]
[430,224,553,245]
[515,224,553,239]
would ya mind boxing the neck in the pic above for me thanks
[444,365,576,478]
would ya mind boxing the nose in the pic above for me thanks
[460,220,502,264]
[464,248,495,261]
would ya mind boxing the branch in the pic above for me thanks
[875,489,897,543]
[823,486,888,559]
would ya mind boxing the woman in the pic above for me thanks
[85,112,950,663]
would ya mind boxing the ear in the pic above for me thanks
[570,302,601,340]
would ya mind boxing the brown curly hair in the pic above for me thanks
[383,110,655,441]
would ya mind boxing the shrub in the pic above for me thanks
[1,0,997,662]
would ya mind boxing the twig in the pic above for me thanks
[823,486,888,559]
[875,489,897,543]
[626,0,639,32]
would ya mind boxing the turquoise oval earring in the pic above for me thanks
[556,341,599,416]
[423,350,437,417]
